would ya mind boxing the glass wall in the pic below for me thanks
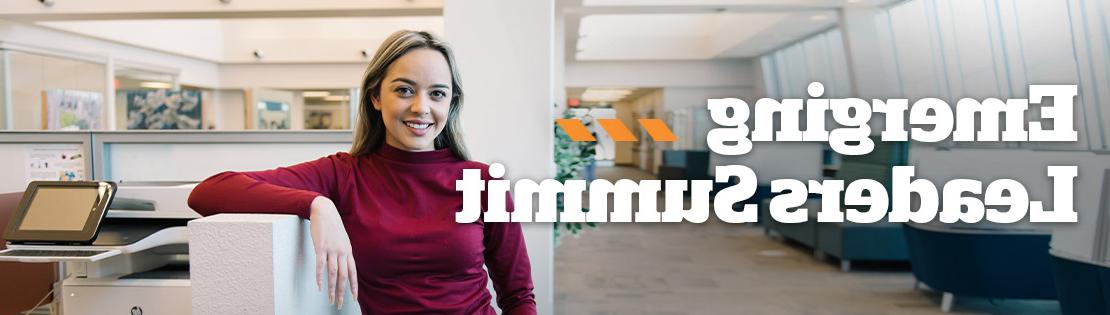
[0,47,359,132]
[3,49,107,130]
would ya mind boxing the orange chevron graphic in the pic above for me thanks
[556,118,675,142]
[638,118,677,142]
[556,119,596,141]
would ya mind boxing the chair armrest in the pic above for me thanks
[188,214,359,315]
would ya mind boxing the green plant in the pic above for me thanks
[553,110,598,243]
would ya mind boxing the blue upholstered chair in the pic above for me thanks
[904,223,1057,312]
[1050,251,1110,315]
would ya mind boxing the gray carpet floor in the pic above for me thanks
[553,166,1060,315]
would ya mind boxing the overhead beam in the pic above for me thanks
[0,0,441,21]
[564,4,839,16]
[1,9,442,21]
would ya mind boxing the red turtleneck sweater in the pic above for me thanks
[187,144,536,315]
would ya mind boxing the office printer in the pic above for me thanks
[0,182,198,315]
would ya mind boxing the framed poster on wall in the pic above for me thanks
[41,89,103,130]
[124,89,203,129]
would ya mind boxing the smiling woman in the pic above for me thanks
[187,30,537,315]
[351,31,468,159]
[370,49,454,151]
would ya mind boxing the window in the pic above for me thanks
[760,0,1110,152]
[872,0,1110,151]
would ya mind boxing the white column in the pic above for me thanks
[104,55,116,130]
[444,1,556,314]
[1,49,10,130]
[553,3,567,115]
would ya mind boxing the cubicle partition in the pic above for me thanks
[0,131,94,193]
[0,130,352,191]
[90,131,351,182]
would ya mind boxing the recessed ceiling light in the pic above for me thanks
[139,82,173,89]
[810,14,829,21]
[581,88,633,103]
[324,95,350,102]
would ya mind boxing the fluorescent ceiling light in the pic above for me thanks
[324,95,350,102]
[303,91,331,98]
[576,13,790,60]
[581,88,633,102]
[139,82,173,89]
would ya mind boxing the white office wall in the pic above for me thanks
[0,20,220,87]
[39,18,442,64]
[219,63,364,90]
[444,0,554,314]
[37,20,226,62]
[2,19,373,91]
[219,17,443,64]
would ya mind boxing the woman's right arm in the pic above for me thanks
[187,154,345,218]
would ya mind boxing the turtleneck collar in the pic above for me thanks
[374,143,459,164]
